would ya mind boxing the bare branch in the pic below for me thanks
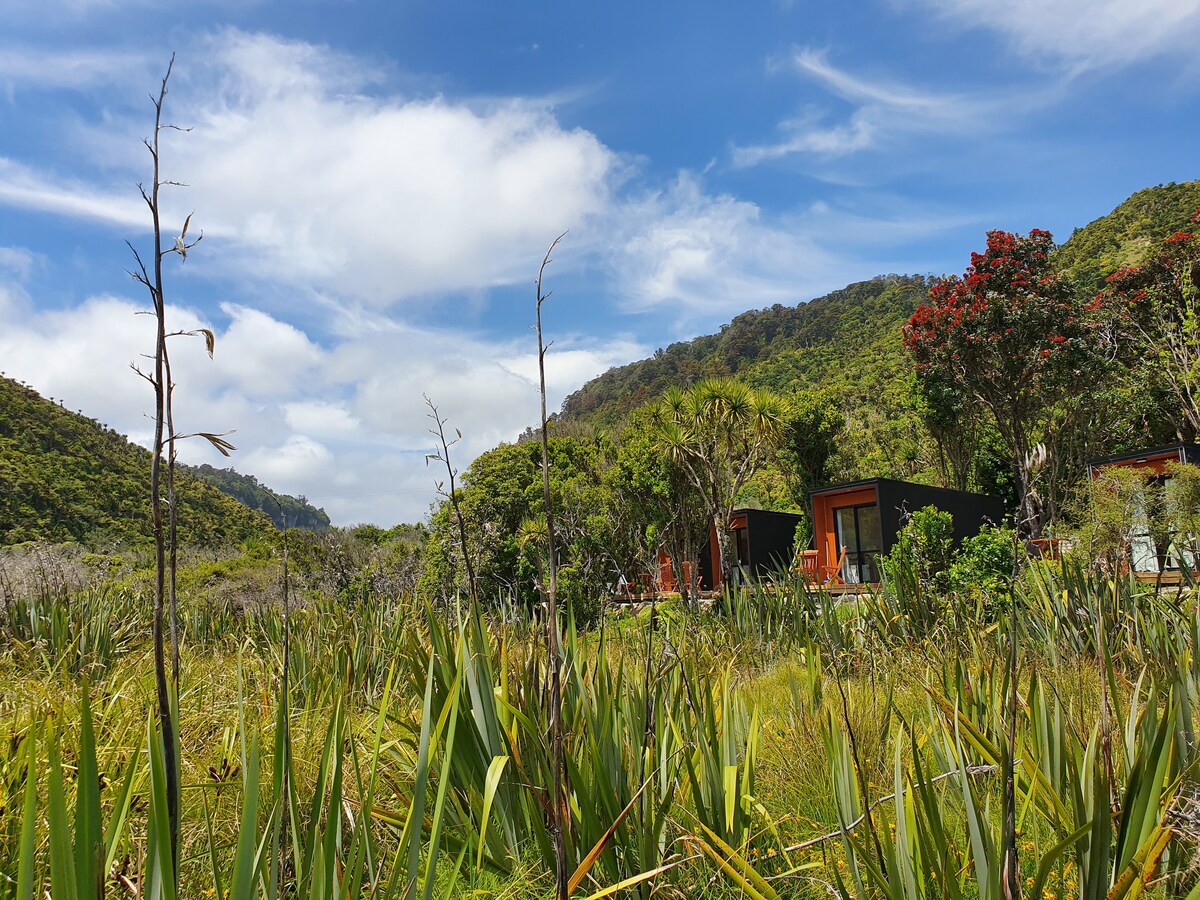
[129,362,156,387]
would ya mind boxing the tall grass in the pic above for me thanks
[3,551,1199,898]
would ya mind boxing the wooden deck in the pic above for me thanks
[607,581,877,607]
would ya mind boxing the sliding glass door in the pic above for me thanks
[834,503,883,583]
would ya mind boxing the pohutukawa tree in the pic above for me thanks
[904,229,1100,538]
[649,377,786,588]
[1101,211,1200,438]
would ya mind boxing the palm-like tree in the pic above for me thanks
[650,378,786,590]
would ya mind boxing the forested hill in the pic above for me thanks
[186,464,331,531]
[0,375,275,546]
[562,182,1200,436]
[560,274,928,430]
[1056,181,1200,292]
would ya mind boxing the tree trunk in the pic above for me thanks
[536,235,569,900]
[713,513,737,592]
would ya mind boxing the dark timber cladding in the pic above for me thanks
[699,508,804,591]
[810,478,1007,585]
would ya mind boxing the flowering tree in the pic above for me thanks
[1101,212,1200,436]
[904,229,1100,536]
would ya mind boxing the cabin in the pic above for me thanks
[1087,443,1200,576]
[808,479,1007,586]
[698,508,804,591]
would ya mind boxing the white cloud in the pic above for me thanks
[0,29,620,307]
[908,0,1200,73]
[211,303,324,398]
[498,340,649,393]
[0,288,645,525]
[240,435,334,488]
[282,400,361,438]
[613,173,846,315]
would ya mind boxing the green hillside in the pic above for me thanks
[186,463,331,531]
[0,375,275,546]
[1056,181,1200,292]
[561,275,944,487]
[561,274,926,427]
[559,182,1200,493]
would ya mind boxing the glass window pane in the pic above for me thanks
[835,507,859,554]
[857,505,882,553]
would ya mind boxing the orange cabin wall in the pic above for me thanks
[1090,452,1178,478]
[811,486,878,581]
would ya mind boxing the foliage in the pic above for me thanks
[776,390,843,505]
[1055,180,1200,292]
[419,436,618,609]
[1072,465,1159,572]
[3,537,1199,898]
[186,463,331,531]
[905,228,1104,535]
[884,505,955,595]
[0,375,274,547]
[649,378,787,586]
[1102,212,1200,436]
[605,410,708,597]
[946,524,1016,611]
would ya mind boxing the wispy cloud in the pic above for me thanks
[0,246,40,281]
[733,47,1053,166]
[0,47,155,92]
[0,159,144,228]
[907,0,1200,74]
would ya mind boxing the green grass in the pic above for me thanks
[0,549,1197,899]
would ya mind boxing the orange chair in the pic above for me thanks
[794,550,820,584]
[825,546,848,586]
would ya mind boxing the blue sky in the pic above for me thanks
[1,0,1198,526]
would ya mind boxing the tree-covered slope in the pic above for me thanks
[186,464,331,531]
[561,275,928,429]
[0,375,275,546]
[1056,181,1200,293]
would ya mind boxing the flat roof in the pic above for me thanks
[1087,443,1200,468]
[808,477,999,502]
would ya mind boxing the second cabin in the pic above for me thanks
[1087,442,1200,577]
[698,508,804,592]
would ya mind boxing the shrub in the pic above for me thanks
[947,524,1016,617]
[885,505,954,594]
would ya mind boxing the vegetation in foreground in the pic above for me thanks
[0,537,1197,899]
